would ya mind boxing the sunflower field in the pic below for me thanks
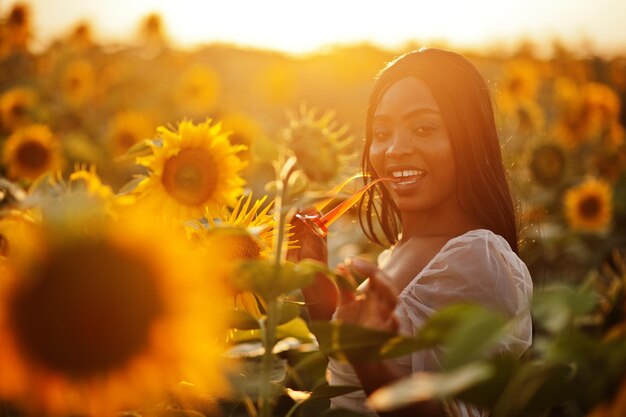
[1,3,626,417]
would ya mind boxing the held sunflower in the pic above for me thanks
[564,177,613,233]
[133,119,247,221]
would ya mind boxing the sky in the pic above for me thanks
[5,0,626,56]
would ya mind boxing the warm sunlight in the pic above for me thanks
[10,0,626,55]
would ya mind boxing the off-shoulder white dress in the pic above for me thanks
[327,229,533,417]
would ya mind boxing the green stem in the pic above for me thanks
[259,299,278,417]
[259,159,291,417]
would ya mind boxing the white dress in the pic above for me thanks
[327,229,533,416]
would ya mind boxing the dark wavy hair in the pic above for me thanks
[358,48,519,253]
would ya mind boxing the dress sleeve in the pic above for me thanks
[398,229,533,365]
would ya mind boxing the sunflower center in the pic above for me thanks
[530,145,565,186]
[117,131,138,151]
[10,102,26,119]
[162,148,218,206]
[222,234,262,261]
[16,140,50,171]
[9,240,164,377]
[579,196,601,219]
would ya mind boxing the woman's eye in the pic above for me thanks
[412,125,437,136]
[373,129,391,141]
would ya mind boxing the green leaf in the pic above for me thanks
[532,284,600,333]
[456,355,521,408]
[278,302,300,326]
[228,309,260,330]
[368,363,493,412]
[233,259,323,302]
[309,321,425,363]
[491,361,575,417]
[320,409,373,417]
[308,383,361,400]
[277,317,313,341]
[438,305,509,369]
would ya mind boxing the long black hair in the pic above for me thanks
[358,48,519,253]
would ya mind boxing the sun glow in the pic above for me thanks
[12,0,626,56]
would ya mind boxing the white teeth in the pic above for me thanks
[391,169,426,178]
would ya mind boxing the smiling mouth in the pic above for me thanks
[390,169,426,185]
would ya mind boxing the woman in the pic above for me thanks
[288,48,533,417]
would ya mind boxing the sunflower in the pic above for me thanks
[193,194,295,340]
[106,110,154,158]
[564,177,613,233]
[221,112,263,167]
[254,61,296,105]
[528,142,566,187]
[2,3,31,54]
[0,210,229,416]
[0,87,37,131]
[61,58,96,106]
[497,59,541,112]
[191,194,276,310]
[0,210,39,262]
[501,98,545,137]
[133,119,247,221]
[139,13,167,46]
[284,105,354,183]
[175,65,220,115]
[201,194,279,261]
[554,80,622,149]
[66,21,94,52]
[2,124,64,182]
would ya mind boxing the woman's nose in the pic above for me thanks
[385,134,413,159]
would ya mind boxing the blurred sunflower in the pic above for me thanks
[1,2,31,54]
[66,21,94,52]
[138,13,167,47]
[0,209,39,262]
[175,65,220,115]
[591,148,626,183]
[528,142,566,187]
[284,106,354,183]
[106,110,154,158]
[498,59,541,111]
[221,112,263,167]
[255,61,297,105]
[554,80,623,149]
[61,58,96,106]
[0,211,229,416]
[564,177,613,233]
[2,124,63,182]
[133,119,247,221]
[501,98,545,137]
[0,87,37,131]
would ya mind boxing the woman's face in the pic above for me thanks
[369,76,458,214]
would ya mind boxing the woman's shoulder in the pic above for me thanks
[435,229,518,266]
[420,228,532,291]
[402,228,533,315]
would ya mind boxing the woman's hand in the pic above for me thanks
[334,257,398,332]
[287,208,336,320]
[286,207,328,264]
